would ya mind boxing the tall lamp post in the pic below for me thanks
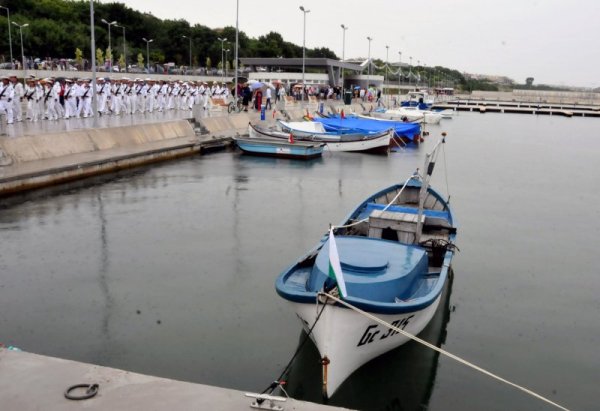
[101,19,117,72]
[142,37,153,73]
[366,36,372,90]
[0,5,13,69]
[234,0,239,101]
[299,5,310,100]
[398,51,402,100]
[224,48,230,79]
[409,56,413,85]
[217,37,227,83]
[89,0,98,127]
[182,35,192,71]
[385,44,389,103]
[12,21,28,76]
[340,24,348,90]
[115,23,126,72]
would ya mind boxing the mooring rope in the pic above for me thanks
[319,292,570,411]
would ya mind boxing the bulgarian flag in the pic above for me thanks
[328,228,348,298]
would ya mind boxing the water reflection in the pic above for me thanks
[284,270,454,411]
[94,191,114,364]
[234,152,324,168]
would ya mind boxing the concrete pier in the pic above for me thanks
[0,349,348,410]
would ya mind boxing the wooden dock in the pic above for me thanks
[433,100,600,118]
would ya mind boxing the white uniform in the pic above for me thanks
[12,80,24,121]
[63,82,78,119]
[43,82,59,121]
[0,80,15,124]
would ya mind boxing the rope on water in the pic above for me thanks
[319,292,570,411]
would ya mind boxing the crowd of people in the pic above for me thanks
[0,74,233,125]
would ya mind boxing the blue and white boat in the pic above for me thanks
[401,90,434,110]
[275,136,457,397]
[313,113,422,144]
[235,125,325,159]
[273,121,393,154]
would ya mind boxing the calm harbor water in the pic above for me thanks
[1,112,599,410]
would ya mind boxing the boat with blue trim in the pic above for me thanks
[235,125,325,159]
[275,135,457,397]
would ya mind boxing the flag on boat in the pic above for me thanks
[328,228,348,298]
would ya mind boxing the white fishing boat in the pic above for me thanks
[270,121,393,154]
[275,136,457,397]
[371,107,442,124]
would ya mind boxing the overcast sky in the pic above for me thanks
[104,0,599,87]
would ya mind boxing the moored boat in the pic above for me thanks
[313,114,422,144]
[235,128,325,159]
[269,121,393,154]
[275,135,457,397]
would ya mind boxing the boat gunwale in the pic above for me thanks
[275,181,457,315]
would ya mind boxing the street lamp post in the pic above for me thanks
[385,44,389,104]
[12,21,28,77]
[182,35,192,71]
[340,24,348,90]
[409,56,413,85]
[234,0,239,101]
[217,37,227,83]
[0,5,13,69]
[115,24,126,72]
[89,0,98,127]
[101,19,117,72]
[398,51,402,87]
[142,37,153,73]
[299,6,310,101]
[366,36,372,90]
[225,49,230,79]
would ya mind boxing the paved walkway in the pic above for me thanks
[0,109,200,139]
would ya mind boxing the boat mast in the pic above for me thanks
[416,134,445,243]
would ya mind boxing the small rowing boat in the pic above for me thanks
[275,135,457,397]
[234,131,324,160]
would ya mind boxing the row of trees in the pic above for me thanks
[1,0,549,91]
[0,0,337,69]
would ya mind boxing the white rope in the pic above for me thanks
[319,292,570,411]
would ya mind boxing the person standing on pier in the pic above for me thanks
[24,77,37,121]
[0,76,15,124]
[10,75,24,122]
[42,79,59,121]
[265,86,272,110]
[63,79,77,119]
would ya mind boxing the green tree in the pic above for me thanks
[137,53,144,68]
[118,54,125,70]
[105,47,113,67]
[526,77,534,86]
[206,57,211,69]
[75,48,83,68]
[96,48,104,67]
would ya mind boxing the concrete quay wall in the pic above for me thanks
[0,349,347,411]
[0,100,356,196]
[1,120,194,164]
[0,120,214,196]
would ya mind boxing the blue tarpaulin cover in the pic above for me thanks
[314,115,421,141]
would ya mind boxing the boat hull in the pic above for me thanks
[234,136,324,159]
[260,122,391,154]
[323,130,391,154]
[293,294,442,397]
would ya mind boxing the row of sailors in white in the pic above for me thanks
[0,76,231,124]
